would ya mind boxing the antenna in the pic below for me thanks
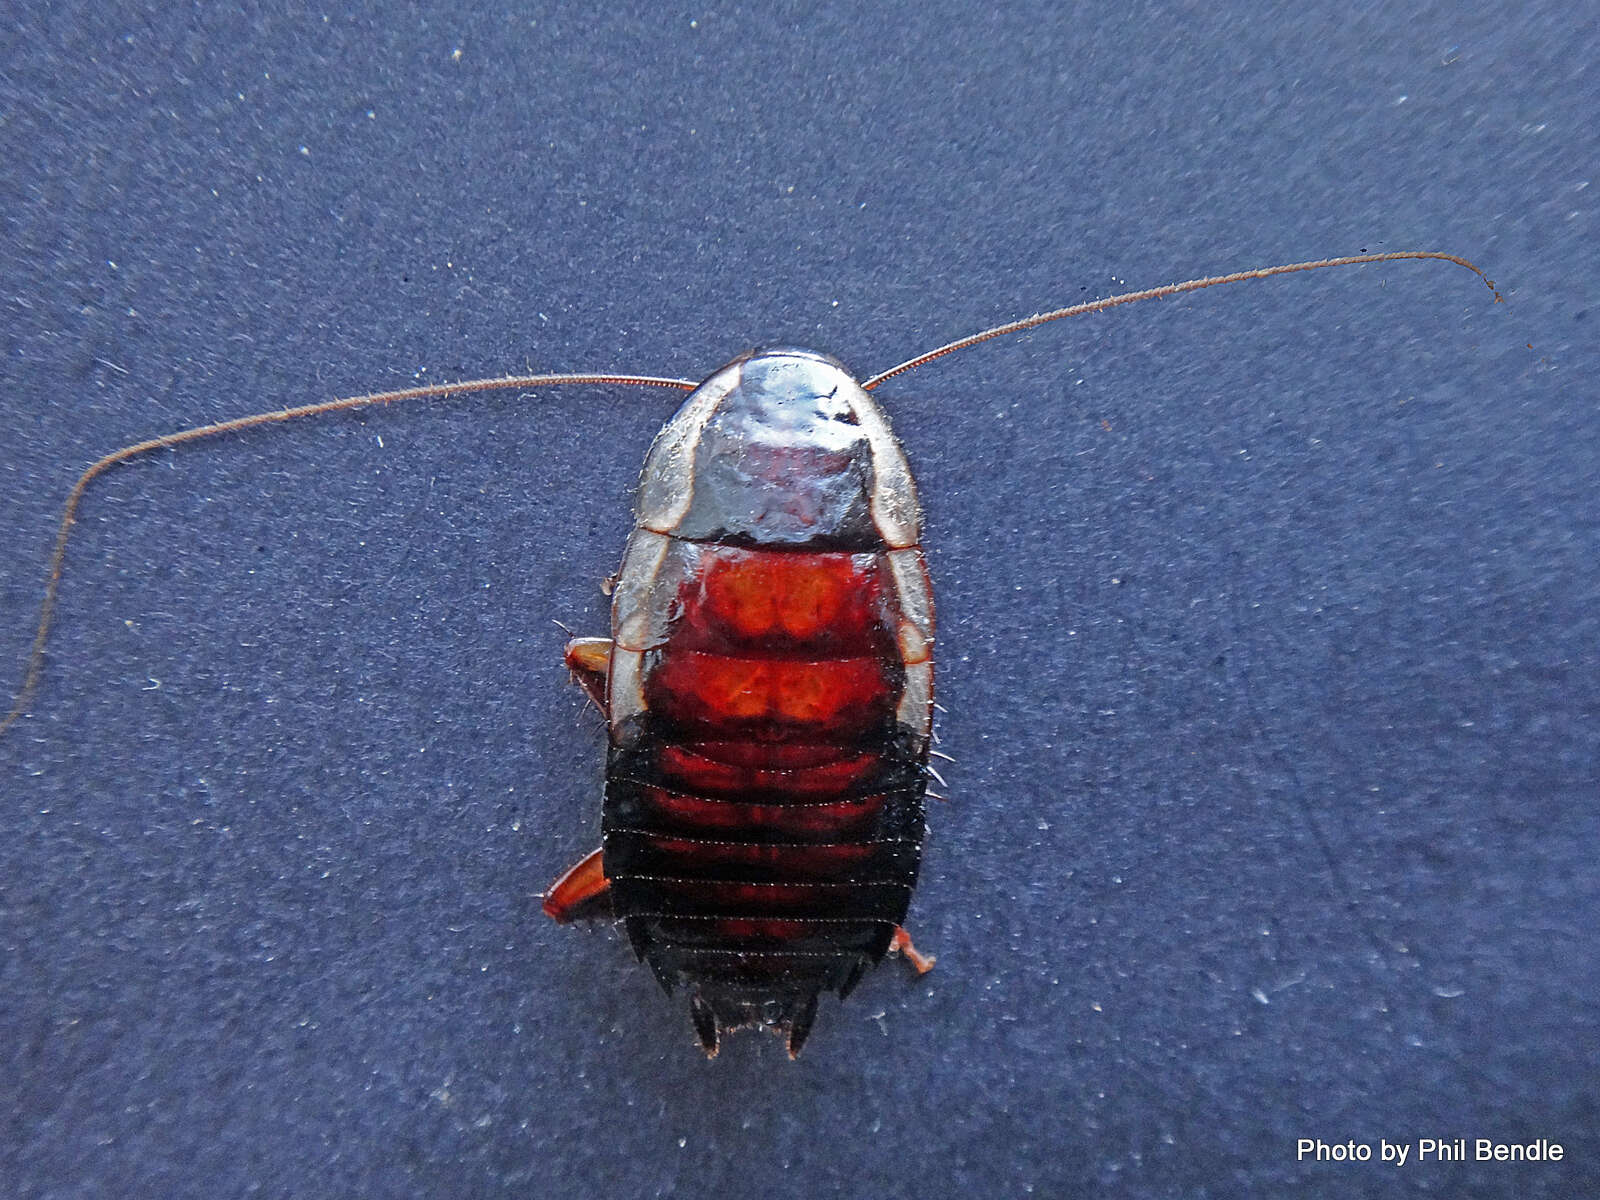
[862,252,1499,390]
[1,371,696,735]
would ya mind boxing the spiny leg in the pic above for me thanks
[542,639,615,923]
[563,636,612,716]
[889,926,937,975]
[541,847,611,924]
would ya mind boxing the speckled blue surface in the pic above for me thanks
[2,3,1595,1196]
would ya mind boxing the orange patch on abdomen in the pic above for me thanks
[646,648,898,735]
[675,547,894,656]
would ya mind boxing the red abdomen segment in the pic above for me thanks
[603,545,930,1021]
[599,349,933,1054]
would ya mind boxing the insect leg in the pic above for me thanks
[889,926,936,975]
[541,847,612,923]
[562,636,613,716]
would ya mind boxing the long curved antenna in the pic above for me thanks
[1,371,697,735]
[862,252,1500,390]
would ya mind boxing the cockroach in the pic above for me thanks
[1,253,1499,1058]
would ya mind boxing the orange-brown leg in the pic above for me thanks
[547,641,612,925]
[563,636,612,716]
[889,925,936,975]
[542,847,612,923]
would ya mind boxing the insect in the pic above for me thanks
[2,253,1498,1057]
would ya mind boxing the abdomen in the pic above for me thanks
[604,541,928,990]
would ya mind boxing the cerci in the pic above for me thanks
[0,254,1497,1057]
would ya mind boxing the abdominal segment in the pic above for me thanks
[602,540,930,998]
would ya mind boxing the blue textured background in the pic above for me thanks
[2,3,1594,1196]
